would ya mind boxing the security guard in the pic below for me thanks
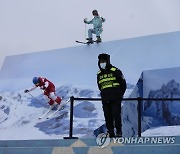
[97,53,126,137]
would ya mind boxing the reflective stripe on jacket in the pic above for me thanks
[98,67,120,90]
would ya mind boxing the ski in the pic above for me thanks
[56,111,68,119]
[76,40,89,44]
[46,99,70,119]
[46,106,64,119]
[54,111,68,120]
[76,40,101,45]
[38,98,70,120]
[38,109,52,119]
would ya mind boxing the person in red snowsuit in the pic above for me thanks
[24,77,62,108]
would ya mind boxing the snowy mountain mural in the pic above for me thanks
[144,79,180,127]
[142,67,180,132]
[123,67,180,137]
[0,85,99,139]
[0,84,132,139]
[1,31,180,139]
[0,83,134,139]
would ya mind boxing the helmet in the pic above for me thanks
[92,10,98,16]
[32,77,39,84]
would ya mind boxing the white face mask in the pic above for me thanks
[100,62,106,69]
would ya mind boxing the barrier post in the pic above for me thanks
[64,96,78,139]
[137,97,142,137]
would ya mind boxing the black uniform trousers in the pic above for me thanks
[102,98,122,136]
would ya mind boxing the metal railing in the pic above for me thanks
[64,97,180,139]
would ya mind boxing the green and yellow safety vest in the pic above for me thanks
[97,67,120,90]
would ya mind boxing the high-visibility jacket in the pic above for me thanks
[97,66,126,101]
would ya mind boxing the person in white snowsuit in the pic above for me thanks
[84,10,105,43]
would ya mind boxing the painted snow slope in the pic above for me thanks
[142,126,180,137]
[0,31,180,92]
[0,31,180,140]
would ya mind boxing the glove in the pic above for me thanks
[101,17,105,22]
[84,18,87,23]
[40,86,46,90]
[24,89,29,93]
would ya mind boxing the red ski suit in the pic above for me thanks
[36,77,61,105]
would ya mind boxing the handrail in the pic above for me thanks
[64,97,180,139]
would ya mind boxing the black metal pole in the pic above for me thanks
[137,97,142,137]
[62,97,180,139]
[70,96,74,138]
[64,96,78,139]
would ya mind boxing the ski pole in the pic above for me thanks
[85,23,87,42]
[27,92,46,107]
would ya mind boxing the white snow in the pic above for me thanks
[0,32,180,140]
[142,126,180,137]
[1,31,180,92]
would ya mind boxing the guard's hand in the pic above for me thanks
[24,89,29,93]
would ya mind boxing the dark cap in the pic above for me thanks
[98,53,111,69]
[98,53,110,62]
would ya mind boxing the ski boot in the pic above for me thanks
[86,38,93,44]
[96,36,102,43]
